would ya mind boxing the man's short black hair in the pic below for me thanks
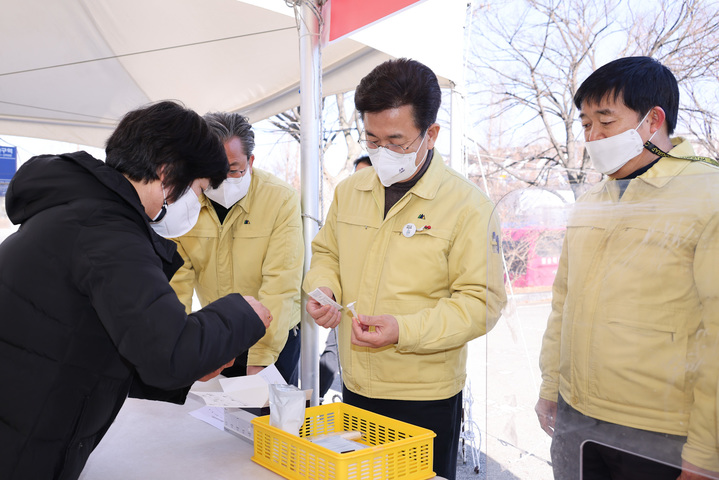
[204,112,256,157]
[574,56,679,134]
[353,155,371,170]
[354,58,441,133]
[106,101,228,202]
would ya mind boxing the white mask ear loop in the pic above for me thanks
[646,129,658,144]
[637,109,659,145]
[635,109,651,129]
[152,185,169,223]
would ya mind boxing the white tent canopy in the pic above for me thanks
[0,0,466,148]
[1,0,469,403]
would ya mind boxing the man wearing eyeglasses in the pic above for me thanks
[169,112,303,385]
[304,58,507,480]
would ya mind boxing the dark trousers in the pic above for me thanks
[222,325,301,385]
[318,328,339,398]
[342,385,462,480]
[551,395,684,480]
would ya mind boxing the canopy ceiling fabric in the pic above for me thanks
[0,0,464,148]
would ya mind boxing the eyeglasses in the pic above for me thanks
[359,131,425,155]
[228,167,248,178]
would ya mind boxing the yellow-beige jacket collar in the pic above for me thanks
[354,149,445,200]
[635,137,697,188]
[599,137,696,193]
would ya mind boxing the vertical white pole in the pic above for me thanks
[450,83,467,176]
[298,0,322,406]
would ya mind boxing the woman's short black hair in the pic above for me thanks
[354,58,441,133]
[574,56,680,134]
[105,101,228,202]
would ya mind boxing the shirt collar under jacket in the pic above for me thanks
[354,148,445,201]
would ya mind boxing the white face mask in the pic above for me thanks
[584,110,656,175]
[367,134,427,187]
[150,187,202,238]
[203,170,251,209]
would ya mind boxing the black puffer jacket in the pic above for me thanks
[0,152,266,480]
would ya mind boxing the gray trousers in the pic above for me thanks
[551,396,684,480]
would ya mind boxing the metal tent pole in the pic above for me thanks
[298,0,322,406]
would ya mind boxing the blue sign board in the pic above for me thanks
[0,146,17,182]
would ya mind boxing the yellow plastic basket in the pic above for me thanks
[251,402,436,480]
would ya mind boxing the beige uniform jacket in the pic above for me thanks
[304,151,507,401]
[539,139,719,471]
[171,168,303,367]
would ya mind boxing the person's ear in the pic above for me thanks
[648,106,667,135]
[426,123,441,150]
[248,155,255,171]
[156,164,169,184]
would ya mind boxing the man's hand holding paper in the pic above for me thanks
[307,287,342,328]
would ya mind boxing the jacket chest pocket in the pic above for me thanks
[384,225,451,291]
[231,226,273,269]
[177,228,218,268]
[565,224,607,255]
[336,214,379,250]
[184,226,219,239]
[566,210,609,253]
[608,225,695,264]
[232,224,272,240]
[335,214,379,288]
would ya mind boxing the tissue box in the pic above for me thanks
[224,408,259,444]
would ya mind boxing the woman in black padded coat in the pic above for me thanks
[0,101,271,480]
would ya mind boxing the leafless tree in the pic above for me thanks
[683,81,719,157]
[468,0,719,196]
[619,0,719,158]
[269,94,362,166]
[469,0,617,194]
[268,92,363,210]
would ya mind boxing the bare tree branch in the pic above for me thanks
[468,0,719,198]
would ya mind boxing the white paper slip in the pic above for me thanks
[189,406,225,431]
[190,389,264,408]
[308,288,343,310]
[258,364,287,385]
[189,370,314,409]
[311,436,369,454]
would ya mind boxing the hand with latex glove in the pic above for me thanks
[306,287,342,328]
[350,314,399,348]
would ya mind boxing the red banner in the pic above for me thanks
[329,0,422,42]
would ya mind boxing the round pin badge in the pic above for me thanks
[402,223,417,238]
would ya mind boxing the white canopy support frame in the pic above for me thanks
[296,0,323,406]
